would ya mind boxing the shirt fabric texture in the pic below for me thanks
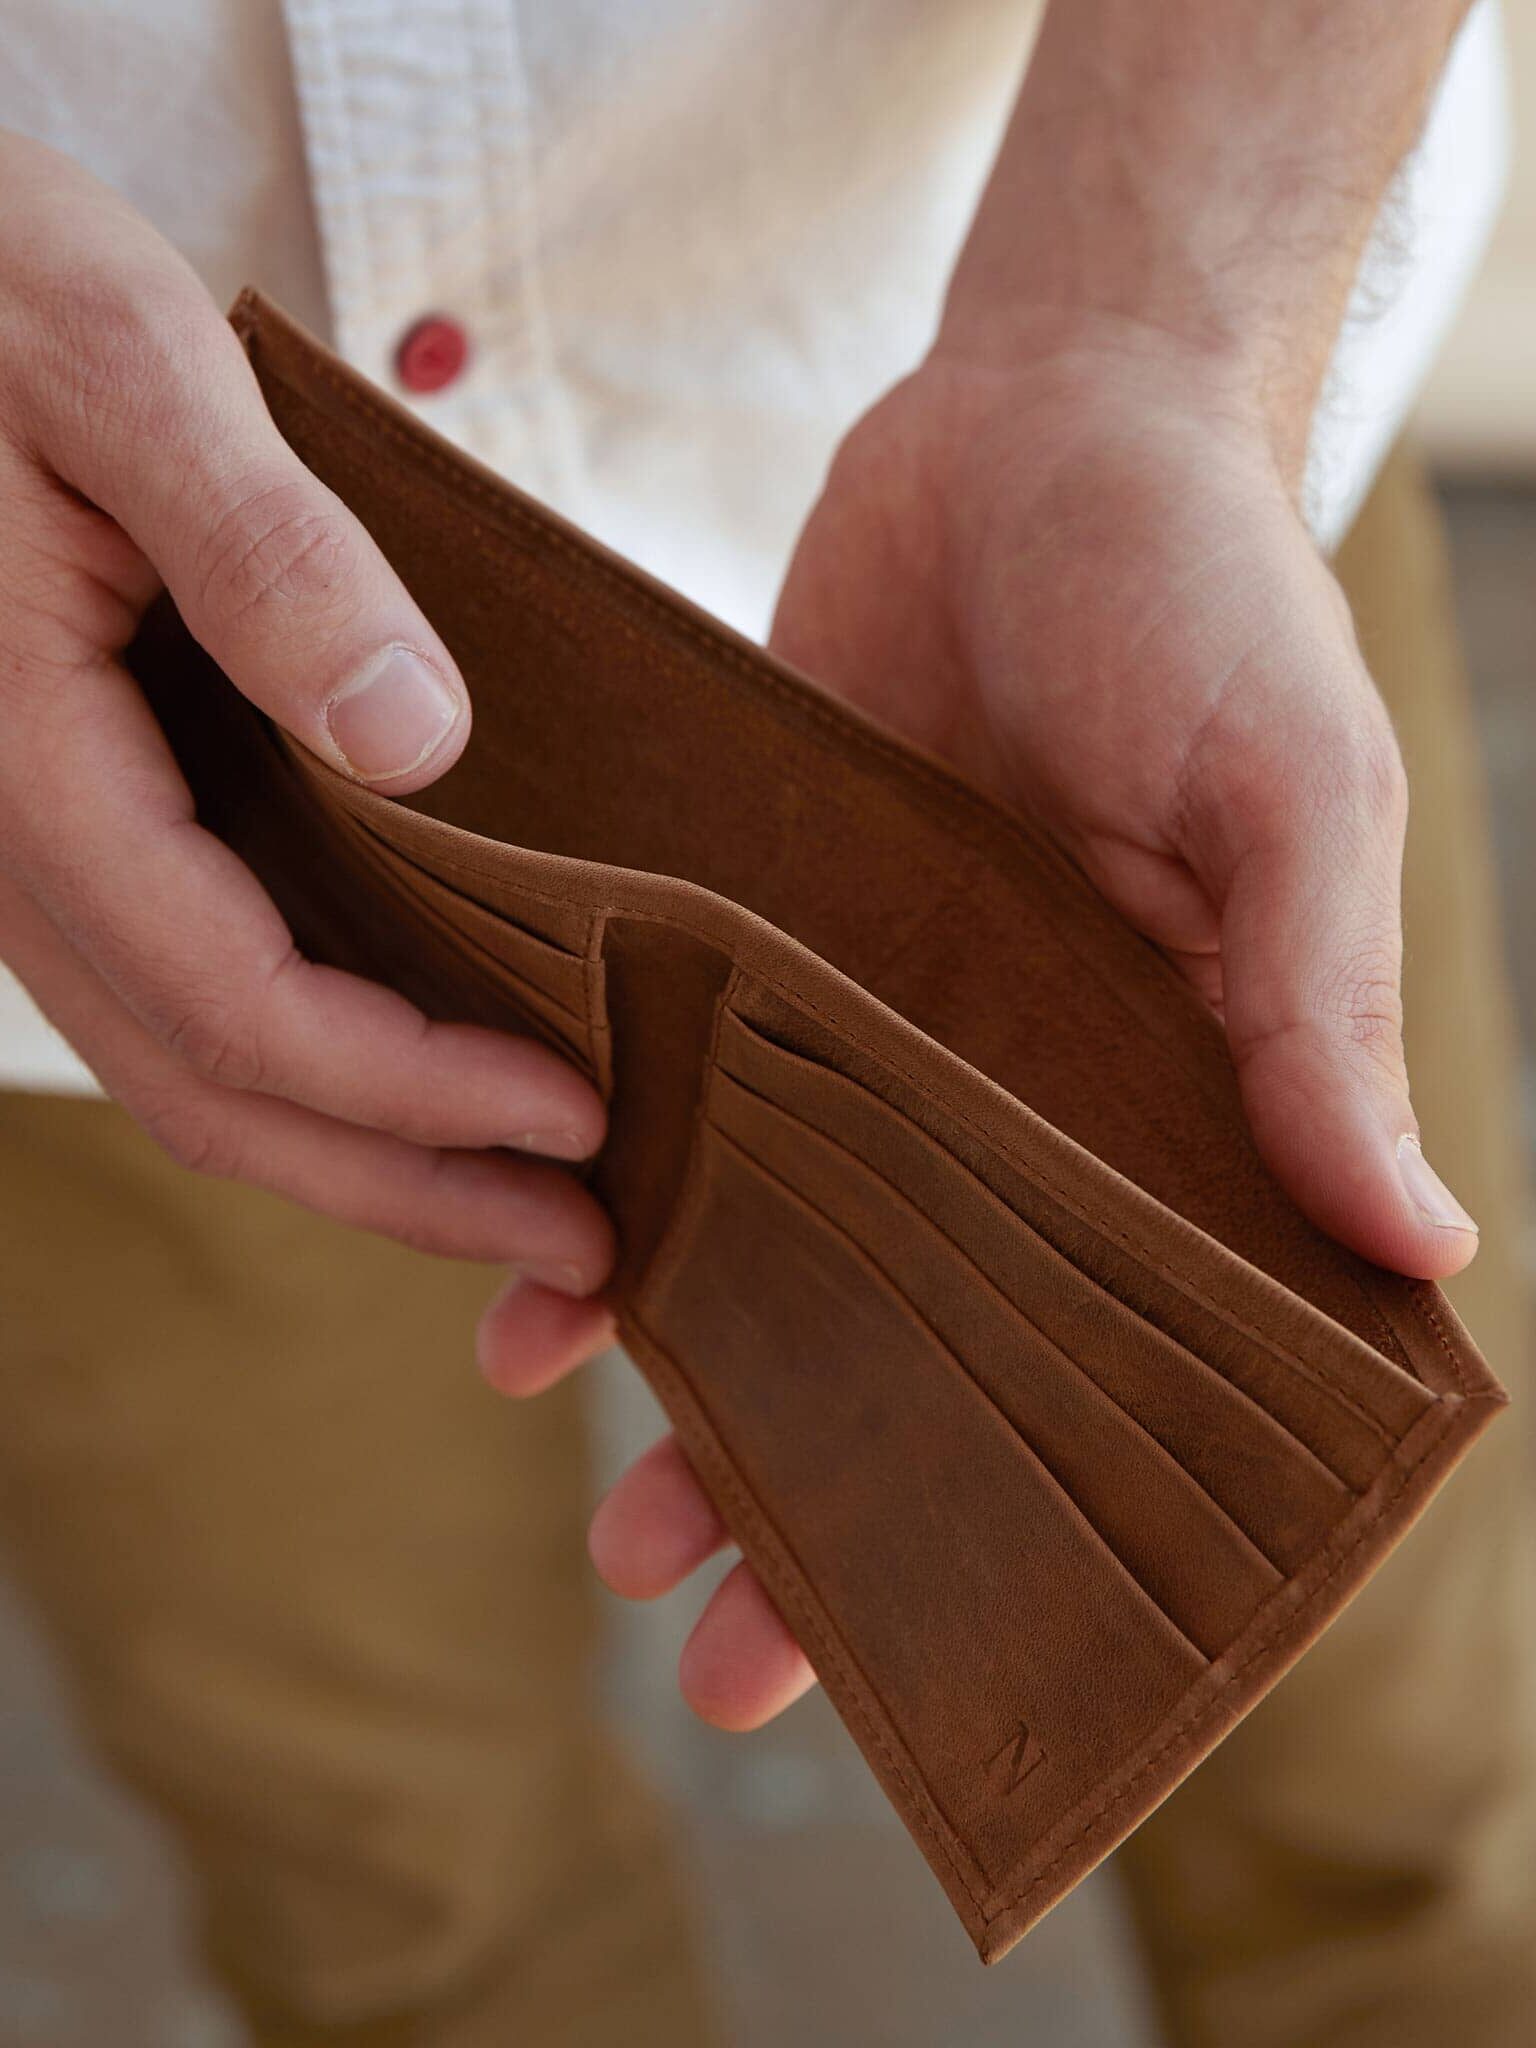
[0,0,1511,1094]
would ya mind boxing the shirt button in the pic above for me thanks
[394,314,470,395]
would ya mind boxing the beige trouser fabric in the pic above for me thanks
[1118,447,1536,2047]
[0,446,1529,2044]
[0,1104,715,2046]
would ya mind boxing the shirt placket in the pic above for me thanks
[277,0,586,509]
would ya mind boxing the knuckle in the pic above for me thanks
[137,1093,243,1181]
[0,539,133,689]
[1323,947,1407,1077]
[1353,720,1408,825]
[1342,972,1404,1044]
[162,995,267,1092]
[39,265,215,442]
[1313,709,1408,834]
[0,619,75,725]
[193,475,353,635]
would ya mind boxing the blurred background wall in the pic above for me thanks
[1420,0,1536,465]
[1419,0,1536,1192]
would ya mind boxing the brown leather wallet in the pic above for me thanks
[128,292,1508,1965]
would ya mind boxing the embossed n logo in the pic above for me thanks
[985,1720,1046,1794]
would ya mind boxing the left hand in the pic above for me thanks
[479,327,1480,1730]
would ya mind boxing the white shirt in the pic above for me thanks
[0,0,1510,1094]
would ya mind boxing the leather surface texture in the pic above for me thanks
[126,292,1508,1965]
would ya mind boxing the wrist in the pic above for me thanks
[932,0,1454,501]
[929,298,1319,496]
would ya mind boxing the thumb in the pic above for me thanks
[1208,727,1479,1281]
[42,294,467,794]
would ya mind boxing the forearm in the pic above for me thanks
[939,0,1474,480]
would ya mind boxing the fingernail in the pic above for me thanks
[511,1129,593,1161]
[325,645,458,781]
[1396,1135,1479,1235]
[528,1259,588,1295]
[491,1258,587,1297]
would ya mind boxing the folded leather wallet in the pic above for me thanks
[128,292,1508,1964]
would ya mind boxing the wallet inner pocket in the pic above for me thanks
[712,1004,1392,1548]
[635,1117,1210,1887]
[324,806,608,1083]
[707,1070,1285,1657]
[346,818,596,1013]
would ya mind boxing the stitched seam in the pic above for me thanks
[496,0,591,511]
[307,362,1126,929]
[311,2,380,343]
[1409,1283,1471,1393]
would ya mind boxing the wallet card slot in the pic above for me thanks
[709,1071,1287,1654]
[715,1006,1426,1463]
[338,812,609,1069]
[399,886,597,1075]
[716,1006,1373,1535]
[637,1120,1209,1884]
[328,814,604,1081]
[347,805,597,954]
[350,822,596,1010]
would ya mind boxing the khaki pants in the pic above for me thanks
[1119,449,1536,2047]
[0,1127,713,2044]
[0,449,1531,2044]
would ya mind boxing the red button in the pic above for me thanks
[394,314,470,395]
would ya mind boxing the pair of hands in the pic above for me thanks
[0,140,1477,1734]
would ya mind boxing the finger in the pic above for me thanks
[0,634,604,1156]
[22,265,469,792]
[0,875,615,1274]
[476,1276,618,1396]
[588,1436,729,1599]
[679,1562,817,1732]
[155,1096,611,1271]
[1200,722,1477,1280]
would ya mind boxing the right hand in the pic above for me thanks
[0,136,615,1368]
